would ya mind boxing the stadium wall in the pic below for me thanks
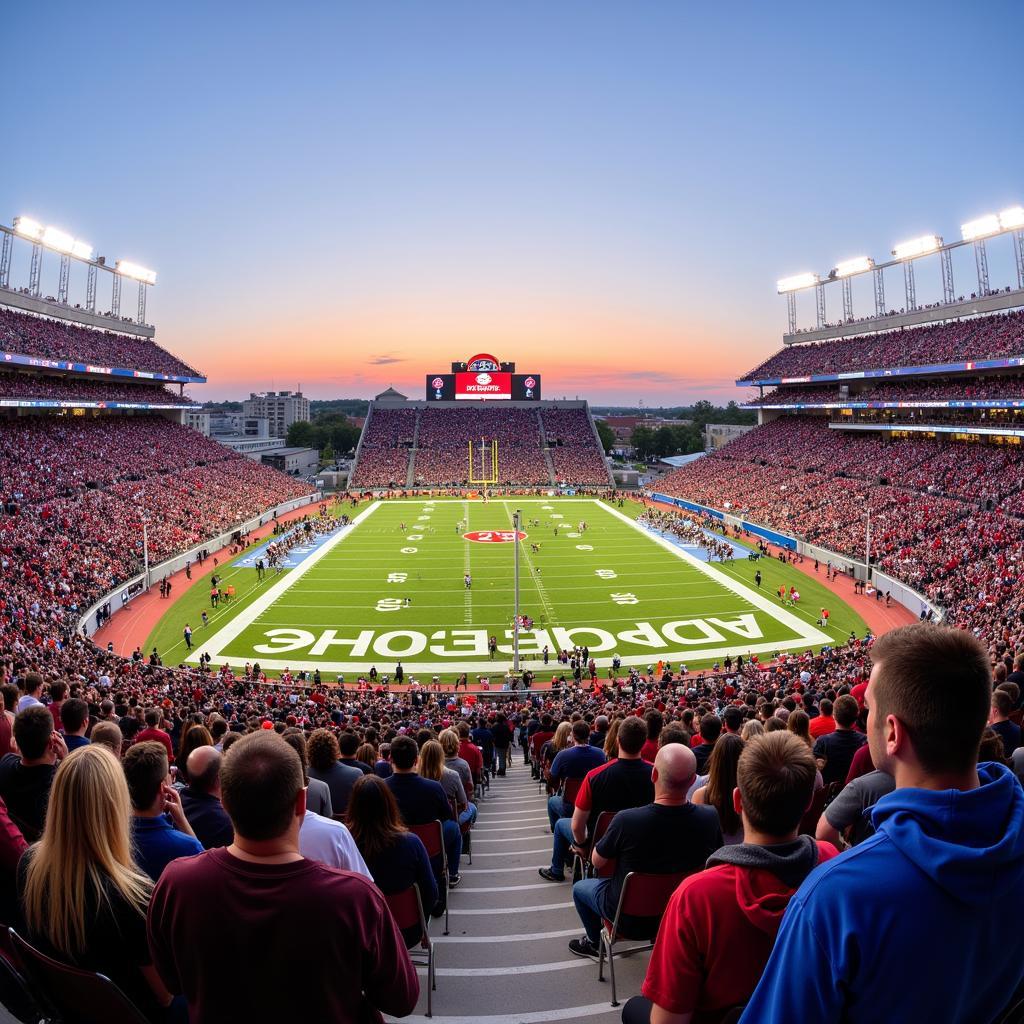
[647,493,941,623]
[0,288,157,338]
[77,492,321,637]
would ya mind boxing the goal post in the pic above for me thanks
[468,438,498,485]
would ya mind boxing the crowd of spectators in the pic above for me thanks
[0,371,194,407]
[542,408,611,485]
[349,408,417,488]
[0,307,202,379]
[747,374,1024,408]
[740,309,1024,382]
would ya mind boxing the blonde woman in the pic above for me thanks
[418,740,473,826]
[18,745,176,1021]
[604,718,622,759]
[541,722,572,794]
[740,719,765,742]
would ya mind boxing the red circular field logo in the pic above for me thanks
[463,530,527,543]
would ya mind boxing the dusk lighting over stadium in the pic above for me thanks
[2,5,1024,1020]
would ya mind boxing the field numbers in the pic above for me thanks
[595,569,617,579]
[611,592,639,605]
[567,532,581,538]
[386,573,408,583]
[576,544,594,551]
[376,598,403,612]
[407,534,424,541]
[401,547,418,554]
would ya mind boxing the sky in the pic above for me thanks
[4,0,1023,405]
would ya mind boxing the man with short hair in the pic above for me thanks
[812,694,865,787]
[990,689,1021,757]
[180,746,234,849]
[60,698,90,752]
[540,716,654,883]
[148,731,418,1022]
[722,705,744,736]
[693,714,721,775]
[123,741,203,880]
[741,624,1024,1023]
[547,720,606,830]
[623,732,837,1023]
[135,709,174,762]
[809,697,836,738]
[0,706,65,839]
[590,715,609,749]
[568,743,722,960]
[338,732,373,775]
[15,673,44,715]
[385,734,462,886]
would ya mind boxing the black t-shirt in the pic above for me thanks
[991,719,1022,757]
[584,759,655,840]
[596,802,723,934]
[813,729,867,787]
[16,850,160,1021]
[0,756,55,841]
[693,742,716,776]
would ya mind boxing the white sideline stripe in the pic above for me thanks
[386,1002,618,1024]
[449,902,573,915]
[187,501,383,665]
[466,847,551,856]
[457,882,569,892]
[418,959,593,977]
[436,927,581,942]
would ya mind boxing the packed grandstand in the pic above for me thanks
[1,243,1024,1024]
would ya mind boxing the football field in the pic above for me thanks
[179,497,844,677]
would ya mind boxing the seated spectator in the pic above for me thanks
[568,743,722,960]
[691,733,745,845]
[455,722,483,782]
[990,689,1021,758]
[812,694,865,788]
[307,728,362,815]
[16,673,44,715]
[640,711,663,761]
[816,769,896,849]
[339,732,374,774]
[179,746,234,850]
[348,774,439,942]
[540,716,654,883]
[147,731,419,1022]
[0,706,65,841]
[385,734,462,887]
[623,732,836,1024]
[90,721,124,759]
[46,682,67,732]
[135,709,174,762]
[439,728,475,804]
[809,698,836,738]
[281,730,332,817]
[175,725,213,786]
[693,714,721,775]
[741,624,1024,1023]
[548,720,606,830]
[0,797,26,926]
[60,698,90,752]
[18,746,176,1022]
[375,742,394,779]
[123,741,203,881]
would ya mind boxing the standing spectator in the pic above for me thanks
[147,732,418,1023]
[135,709,174,763]
[989,690,1021,757]
[809,698,836,738]
[307,729,362,815]
[0,707,65,841]
[693,714,722,775]
[60,699,91,753]
[492,714,514,776]
[691,734,745,845]
[742,624,1024,1023]
[812,695,865,788]
[16,673,44,715]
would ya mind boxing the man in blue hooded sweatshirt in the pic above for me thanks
[741,623,1024,1024]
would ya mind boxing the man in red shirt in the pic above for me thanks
[148,730,417,1023]
[621,732,837,1024]
[809,698,836,739]
[455,722,484,781]
[134,709,174,763]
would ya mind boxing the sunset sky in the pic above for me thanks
[6,0,1024,404]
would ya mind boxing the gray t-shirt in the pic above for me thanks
[824,769,896,846]
[1011,747,1024,787]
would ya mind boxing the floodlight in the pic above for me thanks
[70,240,93,260]
[834,256,874,278]
[891,235,942,260]
[13,216,43,240]
[777,272,818,293]
[42,226,76,253]
[115,260,157,285]
[1000,206,1024,230]
[961,214,1001,241]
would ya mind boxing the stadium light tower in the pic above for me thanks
[962,214,1001,296]
[13,216,44,297]
[115,260,157,324]
[834,257,873,323]
[1002,206,1024,289]
[891,235,941,312]
[777,273,818,334]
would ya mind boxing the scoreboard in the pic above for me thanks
[426,353,541,401]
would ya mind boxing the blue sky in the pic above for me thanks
[4,0,1023,402]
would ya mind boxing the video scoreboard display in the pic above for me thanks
[426,353,541,401]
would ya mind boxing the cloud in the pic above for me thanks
[367,354,406,366]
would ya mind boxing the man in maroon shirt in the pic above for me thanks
[134,709,174,763]
[147,730,418,1023]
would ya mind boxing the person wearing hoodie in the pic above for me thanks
[741,623,1024,1024]
[621,731,835,1024]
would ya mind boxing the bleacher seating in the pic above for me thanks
[0,371,194,406]
[542,408,610,485]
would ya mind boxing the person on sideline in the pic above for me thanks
[741,624,1024,1023]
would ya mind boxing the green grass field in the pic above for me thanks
[145,497,867,680]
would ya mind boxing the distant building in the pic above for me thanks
[216,436,286,458]
[242,390,310,437]
[182,409,210,436]
[209,412,271,438]
[705,422,754,450]
[261,447,318,477]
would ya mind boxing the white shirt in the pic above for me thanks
[299,812,371,879]
[16,695,41,714]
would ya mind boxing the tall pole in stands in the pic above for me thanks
[143,521,150,591]
[513,509,521,676]
[865,512,871,583]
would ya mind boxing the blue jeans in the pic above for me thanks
[549,817,578,877]
[442,819,463,875]
[459,803,477,828]
[547,794,570,832]
[572,877,612,943]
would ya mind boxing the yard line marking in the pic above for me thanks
[506,501,554,623]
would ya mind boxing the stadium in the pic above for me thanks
[2,8,1024,1024]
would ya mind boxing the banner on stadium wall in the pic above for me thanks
[1,348,205,384]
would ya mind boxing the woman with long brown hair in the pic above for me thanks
[18,745,176,1021]
[692,733,745,844]
[347,775,439,941]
